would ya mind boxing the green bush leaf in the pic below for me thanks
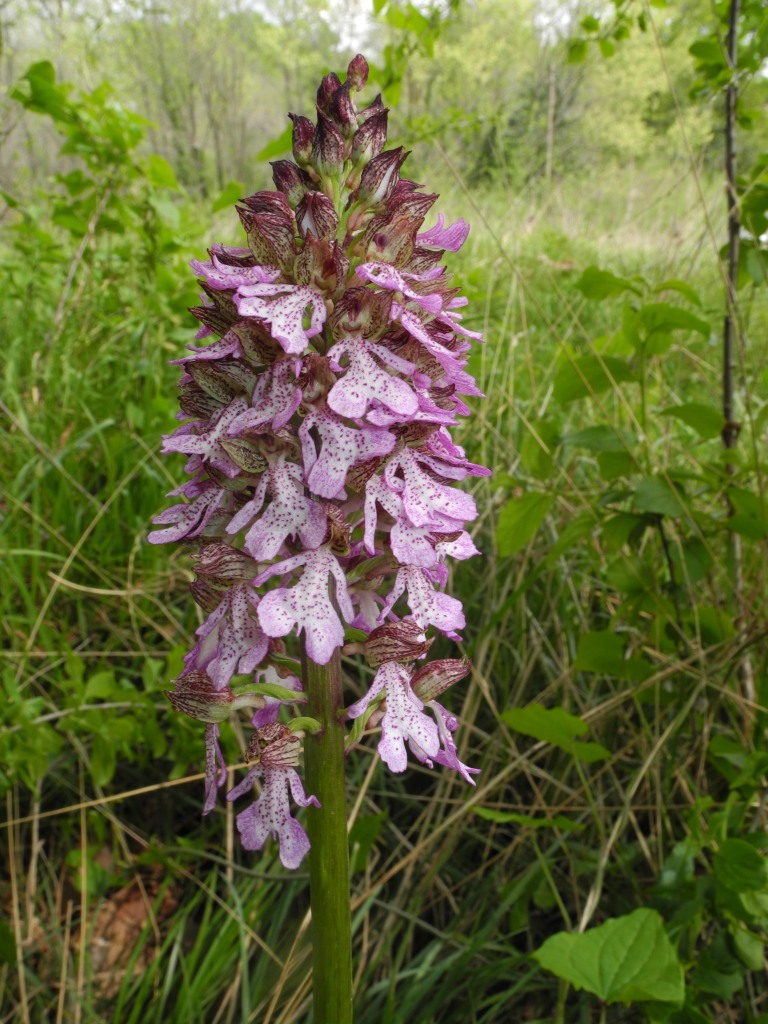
[533,909,685,1005]
[475,808,582,831]
[212,180,247,213]
[563,425,635,452]
[575,266,642,300]
[554,356,636,403]
[496,493,553,556]
[501,705,610,762]
[662,402,723,439]
[714,839,768,894]
[146,154,179,191]
[257,124,293,161]
[574,631,652,681]
[638,302,710,340]
[633,477,688,518]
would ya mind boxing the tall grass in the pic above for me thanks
[2,129,768,1023]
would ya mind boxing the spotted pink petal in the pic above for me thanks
[188,584,269,690]
[416,213,470,252]
[384,446,477,528]
[256,547,355,665]
[162,398,249,477]
[203,723,227,814]
[236,460,327,561]
[355,261,443,314]
[228,766,320,869]
[348,663,439,773]
[190,255,281,290]
[235,283,326,354]
[171,329,245,364]
[327,338,418,420]
[381,566,465,638]
[148,484,226,544]
[228,358,302,434]
[299,404,395,499]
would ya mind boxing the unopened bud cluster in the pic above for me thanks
[153,55,487,868]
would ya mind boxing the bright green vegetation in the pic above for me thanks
[2,1,768,1021]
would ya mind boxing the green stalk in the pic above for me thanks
[301,644,353,1024]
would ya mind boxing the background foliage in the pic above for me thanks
[2,0,768,1021]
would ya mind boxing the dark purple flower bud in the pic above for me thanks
[297,352,336,402]
[293,235,348,293]
[330,84,357,136]
[166,671,266,724]
[246,721,301,769]
[364,620,433,667]
[237,205,297,274]
[316,72,342,115]
[311,113,345,177]
[329,286,392,340]
[271,160,313,208]
[411,658,472,703]
[349,148,407,208]
[190,578,223,613]
[322,502,351,555]
[351,109,388,167]
[219,436,269,474]
[295,190,339,240]
[239,191,292,217]
[289,113,314,167]
[347,54,369,91]
[196,542,259,584]
[231,321,281,364]
[178,378,225,420]
[186,358,258,403]
[357,93,384,125]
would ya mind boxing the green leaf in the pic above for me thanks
[501,705,610,762]
[349,812,386,873]
[638,303,710,342]
[574,631,652,681]
[475,808,582,831]
[598,451,637,480]
[714,839,768,894]
[344,626,369,644]
[563,425,635,452]
[496,493,553,556]
[654,279,702,306]
[567,39,589,64]
[146,154,179,191]
[212,180,247,213]
[0,920,16,965]
[233,681,307,704]
[91,733,117,788]
[288,716,322,734]
[662,402,723,440]
[633,477,687,518]
[533,909,685,1005]
[519,420,560,480]
[257,124,293,161]
[84,671,117,701]
[575,266,642,300]
[553,355,636,403]
[598,38,616,58]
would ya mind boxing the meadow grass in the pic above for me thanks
[2,156,767,1023]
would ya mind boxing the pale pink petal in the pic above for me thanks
[228,358,302,434]
[190,255,281,290]
[327,338,418,420]
[416,214,470,252]
[299,404,394,499]
[235,283,326,354]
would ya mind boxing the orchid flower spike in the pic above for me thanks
[153,54,487,868]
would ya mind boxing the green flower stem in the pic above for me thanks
[301,643,353,1024]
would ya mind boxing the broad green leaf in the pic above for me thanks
[598,451,637,480]
[501,705,610,762]
[598,38,616,58]
[349,812,386,873]
[288,716,321,734]
[638,303,710,340]
[732,926,765,971]
[567,39,589,63]
[714,839,768,894]
[257,124,293,161]
[496,493,553,556]
[146,154,179,191]
[0,920,16,965]
[91,733,117,787]
[574,631,652,681]
[654,279,702,306]
[519,420,560,480]
[234,681,307,703]
[475,808,582,831]
[564,425,635,452]
[533,909,685,1005]
[689,38,725,66]
[575,266,642,300]
[662,402,723,440]
[212,180,247,213]
[554,355,636,404]
[633,477,687,518]
[84,671,117,701]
